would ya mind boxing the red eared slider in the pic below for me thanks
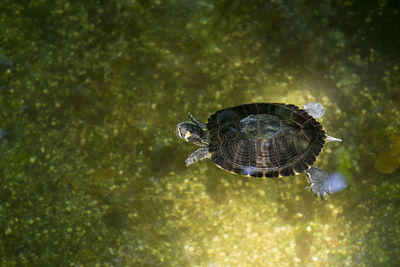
[176,103,344,198]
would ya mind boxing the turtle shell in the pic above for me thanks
[206,103,326,178]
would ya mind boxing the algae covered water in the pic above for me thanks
[1,0,399,266]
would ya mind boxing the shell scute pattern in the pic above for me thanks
[207,103,326,178]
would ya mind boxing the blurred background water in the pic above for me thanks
[1,0,400,266]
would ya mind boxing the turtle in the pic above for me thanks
[176,102,344,198]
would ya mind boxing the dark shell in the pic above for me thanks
[206,103,326,178]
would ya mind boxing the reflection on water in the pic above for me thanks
[1,0,400,266]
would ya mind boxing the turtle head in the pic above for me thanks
[176,121,209,147]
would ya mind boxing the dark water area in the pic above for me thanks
[0,0,399,266]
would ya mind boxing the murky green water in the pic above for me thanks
[1,0,400,266]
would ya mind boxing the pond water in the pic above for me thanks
[1,0,399,266]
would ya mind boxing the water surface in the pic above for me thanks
[1,0,399,266]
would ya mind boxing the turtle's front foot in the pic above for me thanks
[185,148,210,166]
[185,156,197,166]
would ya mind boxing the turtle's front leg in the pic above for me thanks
[185,148,210,166]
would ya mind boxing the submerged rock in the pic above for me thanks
[374,133,400,174]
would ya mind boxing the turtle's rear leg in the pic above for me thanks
[306,166,347,198]
[185,148,210,166]
[306,166,330,198]
[303,102,325,119]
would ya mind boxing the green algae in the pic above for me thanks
[1,0,400,266]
